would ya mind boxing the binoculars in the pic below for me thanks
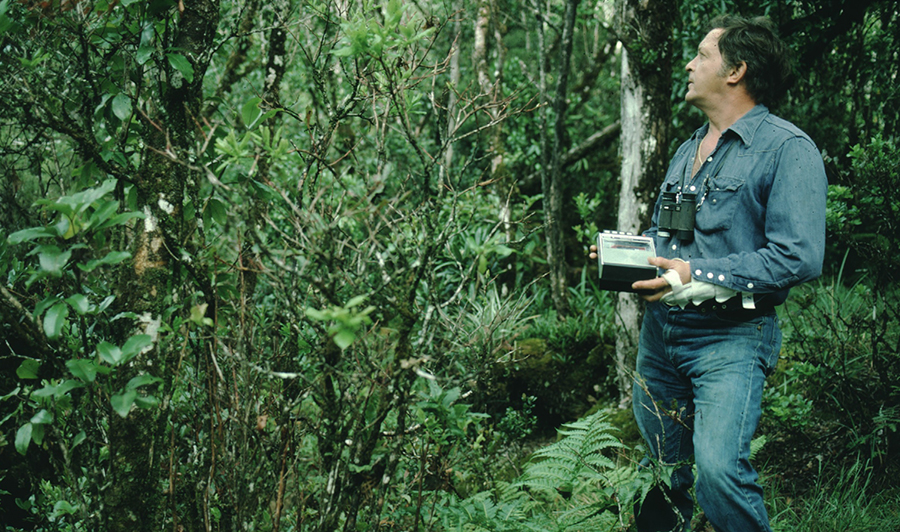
[657,191,696,242]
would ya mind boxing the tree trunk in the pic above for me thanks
[541,0,580,318]
[613,0,675,405]
[105,1,220,530]
[441,3,461,181]
[474,0,515,295]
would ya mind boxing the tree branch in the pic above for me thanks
[520,120,620,191]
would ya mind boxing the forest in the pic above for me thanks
[0,0,898,530]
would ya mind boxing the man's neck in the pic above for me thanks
[704,98,757,138]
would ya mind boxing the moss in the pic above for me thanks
[484,335,617,436]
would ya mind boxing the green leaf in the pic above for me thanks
[206,198,228,226]
[0,0,18,36]
[34,296,60,318]
[71,431,87,450]
[7,227,56,245]
[37,245,72,277]
[189,303,212,326]
[96,211,145,231]
[97,341,123,365]
[43,302,69,340]
[77,251,132,272]
[30,379,82,403]
[58,213,76,237]
[136,45,154,65]
[0,386,20,402]
[241,97,263,128]
[30,409,53,425]
[38,179,117,218]
[134,395,160,409]
[166,53,194,83]
[97,296,115,313]
[332,45,355,57]
[111,390,137,418]
[51,500,78,518]
[65,294,91,315]
[305,307,327,321]
[87,199,120,229]
[17,359,40,379]
[346,295,366,308]
[31,423,45,445]
[249,179,276,201]
[111,94,132,120]
[121,334,153,360]
[55,379,85,397]
[66,358,98,382]
[125,374,162,390]
[333,329,356,350]
[15,423,33,455]
[101,251,131,265]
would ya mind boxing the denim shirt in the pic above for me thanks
[646,105,827,306]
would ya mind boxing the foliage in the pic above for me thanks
[1,0,899,530]
[752,137,899,510]
[776,272,899,474]
[837,134,900,286]
[769,461,900,532]
[439,410,658,532]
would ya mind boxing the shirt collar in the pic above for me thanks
[692,104,770,147]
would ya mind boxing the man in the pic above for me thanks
[629,15,826,532]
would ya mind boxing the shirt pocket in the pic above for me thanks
[695,175,744,233]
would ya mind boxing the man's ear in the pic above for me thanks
[726,61,748,86]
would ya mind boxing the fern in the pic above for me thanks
[440,491,530,531]
[510,410,626,496]
[504,410,632,531]
[442,411,652,531]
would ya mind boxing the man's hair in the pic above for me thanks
[709,15,795,107]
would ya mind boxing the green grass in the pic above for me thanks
[768,461,900,532]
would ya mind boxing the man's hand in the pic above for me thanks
[632,257,692,302]
[589,247,691,301]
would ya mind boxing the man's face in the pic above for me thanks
[684,28,727,108]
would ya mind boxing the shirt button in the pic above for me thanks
[707,156,713,162]
[747,283,754,289]
[672,244,678,251]
[689,185,697,192]
[707,272,714,279]
[695,269,702,276]
[712,199,717,204]
[718,274,725,281]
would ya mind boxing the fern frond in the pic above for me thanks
[749,434,767,461]
[440,491,529,531]
[507,410,626,499]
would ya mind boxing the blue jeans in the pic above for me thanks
[633,302,781,532]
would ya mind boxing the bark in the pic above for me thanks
[612,0,675,405]
[441,4,461,180]
[105,1,221,530]
[473,0,491,94]
[542,0,580,318]
[473,0,515,294]
[473,1,507,176]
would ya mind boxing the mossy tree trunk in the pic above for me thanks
[105,1,220,530]
[612,0,675,405]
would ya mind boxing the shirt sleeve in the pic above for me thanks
[689,136,828,294]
